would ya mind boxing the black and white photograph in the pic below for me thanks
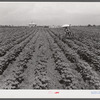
[0,2,100,90]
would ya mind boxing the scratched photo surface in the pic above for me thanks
[0,2,100,89]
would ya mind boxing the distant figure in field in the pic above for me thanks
[62,24,72,40]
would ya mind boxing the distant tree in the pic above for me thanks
[93,24,96,27]
[88,24,92,27]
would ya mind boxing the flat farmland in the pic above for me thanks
[0,26,100,89]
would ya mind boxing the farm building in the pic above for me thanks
[29,22,37,27]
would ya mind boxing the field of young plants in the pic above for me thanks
[0,26,100,89]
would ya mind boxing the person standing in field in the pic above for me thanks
[62,24,72,40]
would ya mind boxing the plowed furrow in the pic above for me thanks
[0,29,38,75]
[46,29,87,89]
[0,31,39,89]
[30,29,60,89]
[48,29,100,89]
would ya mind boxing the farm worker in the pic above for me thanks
[63,27,71,39]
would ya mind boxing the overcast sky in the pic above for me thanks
[0,2,100,26]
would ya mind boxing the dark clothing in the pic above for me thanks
[64,27,71,37]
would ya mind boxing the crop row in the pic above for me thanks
[49,28,100,72]
[0,27,24,46]
[70,27,100,50]
[46,32,85,89]
[50,28,100,56]
[63,40,100,71]
[0,28,38,57]
[73,39,100,56]
[61,39,100,72]
[33,37,50,89]
[0,27,33,47]
[33,63,50,89]
[1,33,39,89]
[47,29,100,89]
[0,29,38,75]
